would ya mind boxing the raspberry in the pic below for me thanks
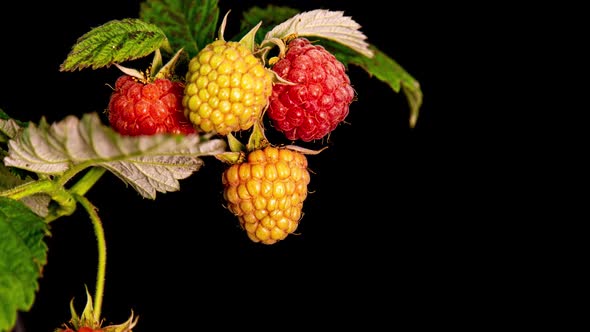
[268,38,355,142]
[61,327,102,332]
[108,75,196,136]
[182,39,273,135]
[222,146,310,244]
[77,328,102,332]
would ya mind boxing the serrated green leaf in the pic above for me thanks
[239,5,299,43]
[59,18,168,71]
[140,0,219,59]
[264,9,373,58]
[0,197,48,332]
[349,47,422,128]
[325,41,423,128]
[3,113,227,199]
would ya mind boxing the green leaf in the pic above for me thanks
[324,42,423,128]
[140,0,220,59]
[0,197,48,332]
[3,113,226,199]
[59,18,169,71]
[239,5,299,43]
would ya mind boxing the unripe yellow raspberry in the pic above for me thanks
[183,40,273,135]
[222,146,310,244]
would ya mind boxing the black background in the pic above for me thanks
[1,1,499,330]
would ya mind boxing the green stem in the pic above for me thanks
[70,167,107,196]
[55,161,95,188]
[1,167,106,223]
[0,179,53,200]
[44,187,77,222]
[73,193,107,321]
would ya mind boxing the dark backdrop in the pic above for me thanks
[0,1,487,330]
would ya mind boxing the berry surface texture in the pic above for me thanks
[268,37,355,142]
[222,146,311,244]
[108,75,196,136]
[183,40,273,136]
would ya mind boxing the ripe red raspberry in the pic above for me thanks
[108,75,196,136]
[268,37,355,142]
[62,327,102,332]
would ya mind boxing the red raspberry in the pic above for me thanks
[108,75,196,136]
[61,327,102,332]
[77,328,102,332]
[268,38,355,142]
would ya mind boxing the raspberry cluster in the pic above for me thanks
[106,35,354,245]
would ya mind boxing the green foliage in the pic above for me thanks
[59,18,169,71]
[348,47,423,128]
[140,0,220,59]
[0,197,48,332]
[322,41,423,128]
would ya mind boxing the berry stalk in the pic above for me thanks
[69,167,107,197]
[0,178,54,200]
[73,193,107,322]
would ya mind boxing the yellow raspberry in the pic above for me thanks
[183,40,273,135]
[222,146,311,244]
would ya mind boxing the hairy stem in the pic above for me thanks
[55,161,95,188]
[44,187,77,222]
[73,194,107,321]
[69,167,107,196]
[0,179,53,200]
